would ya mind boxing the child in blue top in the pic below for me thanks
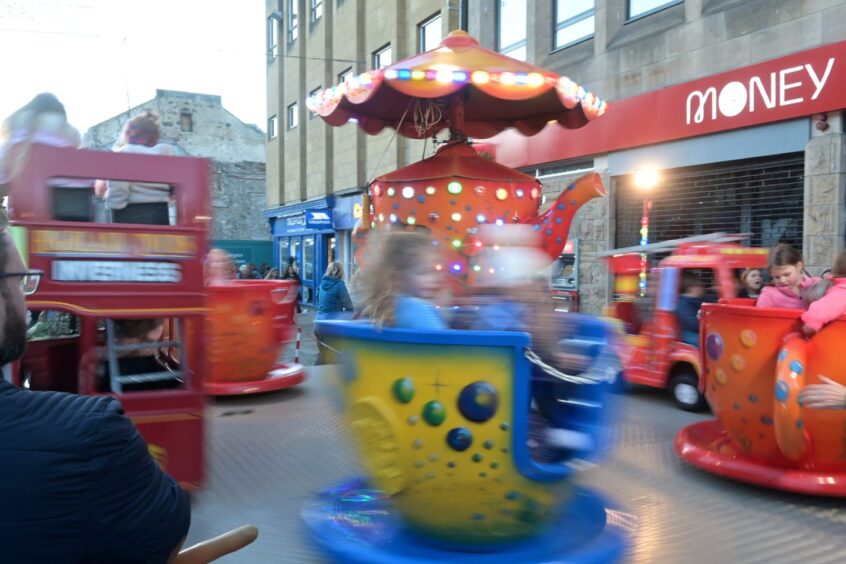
[355,231,447,330]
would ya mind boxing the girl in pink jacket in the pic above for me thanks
[756,243,819,309]
[802,250,846,336]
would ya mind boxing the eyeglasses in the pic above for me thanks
[0,271,42,295]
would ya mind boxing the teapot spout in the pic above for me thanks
[531,172,606,260]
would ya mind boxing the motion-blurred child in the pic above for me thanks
[355,231,447,330]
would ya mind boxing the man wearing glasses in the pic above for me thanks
[0,226,190,562]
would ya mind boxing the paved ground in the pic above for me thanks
[185,320,846,563]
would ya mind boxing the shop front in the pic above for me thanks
[265,191,364,308]
[265,197,335,308]
[491,40,846,313]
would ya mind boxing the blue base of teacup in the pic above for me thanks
[301,478,633,563]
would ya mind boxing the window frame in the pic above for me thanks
[417,12,442,54]
[308,87,321,119]
[287,102,299,130]
[496,0,527,60]
[338,67,353,85]
[287,0,299,44]
[268,115,278,139]
[627,0,683,21]
[553,1,595,51]
[310,0,323,23]
[372,43,392,70]
[267,15,279,61]
[179,110,193,133]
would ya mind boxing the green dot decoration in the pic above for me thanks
[423,400,446,426]
[392,377,415,404]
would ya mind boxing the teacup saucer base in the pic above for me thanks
[676,419,846,496]
[301,478,631,563]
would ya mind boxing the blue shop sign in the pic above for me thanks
[306,209,333,228]
[284,214,308,234]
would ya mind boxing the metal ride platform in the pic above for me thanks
[185,368,846,563]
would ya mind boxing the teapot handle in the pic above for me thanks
[773,333,812,462]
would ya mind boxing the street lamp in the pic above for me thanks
[633,168,660,297]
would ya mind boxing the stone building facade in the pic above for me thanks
[85,89,269,245]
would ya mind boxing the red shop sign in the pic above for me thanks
[490,40,846,169]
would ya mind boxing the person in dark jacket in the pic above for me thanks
[0,228,190,563]
[315,262,353,364]
[316,261,353,321]
[281,258,302,314]
[676,270,714,347]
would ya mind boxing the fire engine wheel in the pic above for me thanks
[670,368,707,412]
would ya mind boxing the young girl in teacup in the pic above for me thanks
[756,243,819,309]
[354,231,447,330]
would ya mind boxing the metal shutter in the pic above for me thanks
[615,154,804,250]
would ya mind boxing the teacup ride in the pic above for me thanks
[203,279,305,395]
[676,299,846,495]
[303,313,633,563]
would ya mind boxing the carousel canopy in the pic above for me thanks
[306,31,607,140]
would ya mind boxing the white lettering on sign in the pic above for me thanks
[52,261,182,283]
[686,57,836,125]
[287,215,305,226]
[310,211,330,220]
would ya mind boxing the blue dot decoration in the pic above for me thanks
[774,380,789,402]
[417,195,426,203]
[555,217,563,224]
[557,203,566,210]
[789,360,804,375]
[458,381,499,423]
[545,229,553,235]
[505,490,520,500]
[748,393,758,403]
[760,415,773,426]
[778,349,788,362]
[733,402,741,411]
[446,427,473,451]
[532,224,541,231]
[556,237,562,243]
[796,419,804,429]
[570,199,577,206]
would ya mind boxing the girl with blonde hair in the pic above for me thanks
[355,231,446,329]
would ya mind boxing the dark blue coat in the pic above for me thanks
[316,276,353,320]
[0,380,190,563]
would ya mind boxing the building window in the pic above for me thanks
[180,111,193,132]
[267,16,278,61]
[554,1,594,49]
[268,115,278,139]
[497,0,527,61]
[287,102,298,130]
[373,44,392,69]
[308,87,321,118]
[628,0,682,19]
[418,13,442,53]
[338,67,353,85]
[287,0,298,43]
[311,0,323,23]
